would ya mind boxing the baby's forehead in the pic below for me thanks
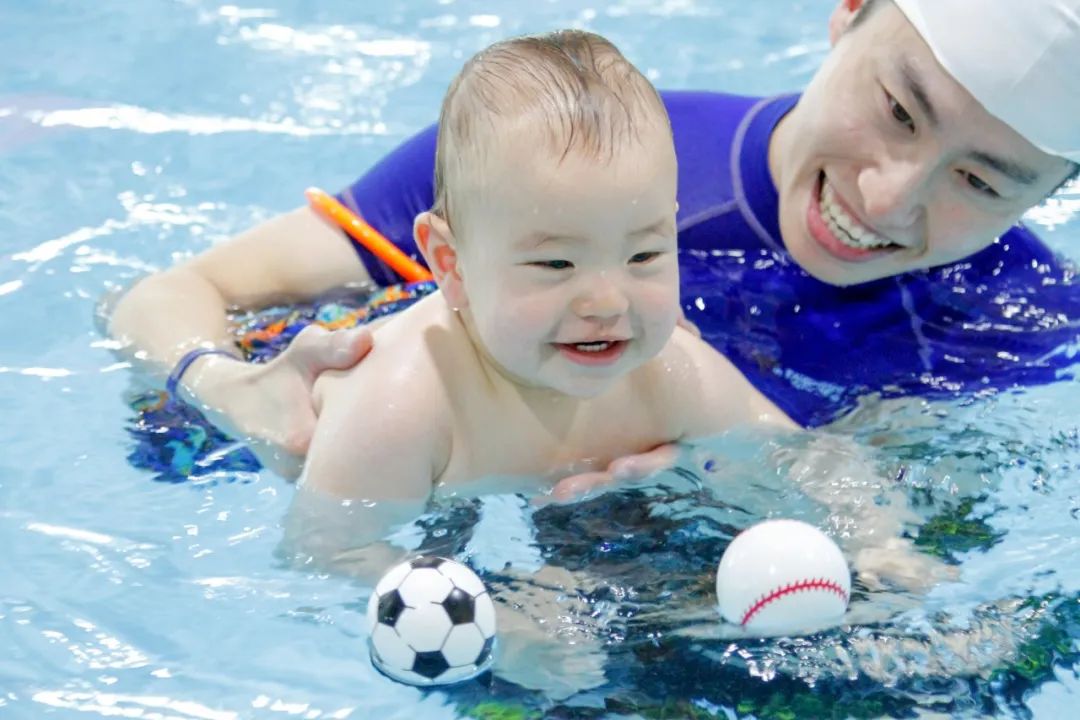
[460,90,668,165]
[456,138,677,233]
[470,104,673,171]
[463,120,675,200]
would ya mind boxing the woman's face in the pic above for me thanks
[768,0,1073,286]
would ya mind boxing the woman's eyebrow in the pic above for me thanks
[899,58,939,127]
[967,150,1039,186]
[899,58,1039,186]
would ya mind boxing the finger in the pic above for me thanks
[609,444,679,481]
[542,471,615,505]
[286,325,374,375]
[330,326,375,365]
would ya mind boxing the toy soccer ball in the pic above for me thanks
[366,556,497,685]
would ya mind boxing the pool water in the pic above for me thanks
[2,1,1079,718]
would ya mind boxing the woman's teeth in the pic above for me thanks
[573,341,613,352]
[820,181,893,250]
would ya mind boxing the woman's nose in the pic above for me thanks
[858,159,930,229]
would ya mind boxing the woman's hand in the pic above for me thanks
[180,325,374,479]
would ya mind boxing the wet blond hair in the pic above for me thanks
[431,30,670,231]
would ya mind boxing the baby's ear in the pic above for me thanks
[828,0,863,44]
[415,212,467,310]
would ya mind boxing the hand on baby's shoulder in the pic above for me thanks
[302,309,455,502]
[187,324,374,479]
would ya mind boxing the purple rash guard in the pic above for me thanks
[336,91,1079,427]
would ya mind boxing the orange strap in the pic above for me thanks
[305,187,433,283]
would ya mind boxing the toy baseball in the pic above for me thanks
[715,519,850,636]
[366,556,496,686]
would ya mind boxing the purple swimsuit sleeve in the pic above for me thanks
[334,124,438,286]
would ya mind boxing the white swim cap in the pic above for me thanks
[894,0,1080,162]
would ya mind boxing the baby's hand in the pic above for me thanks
[543,444,680,504]
[854,537,960,593]
[183,325,373,479]
[543,471,614,504]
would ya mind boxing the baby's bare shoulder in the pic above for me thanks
[645,328,795,434]
[649,327,743,381]
[314,298,453,424]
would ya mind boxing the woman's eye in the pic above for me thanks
[961,171,1000,198]
[888,93,915,134]
[530,259,573,270]
[629,251,661,264]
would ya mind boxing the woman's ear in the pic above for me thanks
[415,211,467,310]
[828,0,863,45]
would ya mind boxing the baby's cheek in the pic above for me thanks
[631,299,677,359]
[643,283,680,324]
[490,298,549,343]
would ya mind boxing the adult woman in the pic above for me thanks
[111,0,1080,477]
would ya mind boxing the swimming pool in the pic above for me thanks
[2,0,1079,717]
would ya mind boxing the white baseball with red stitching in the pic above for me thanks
[716,519,850,636]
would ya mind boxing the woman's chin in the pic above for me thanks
[783,227,892,287]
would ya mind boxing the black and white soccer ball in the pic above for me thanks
[366,556,497,686]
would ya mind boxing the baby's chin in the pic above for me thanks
[547,377,621,400]
[496,344,654,398]
[477,359,616,399]
[540,361,646,399]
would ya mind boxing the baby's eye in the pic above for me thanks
[887,93,915,134]
[530,259,573,270]
[960,171,1001,198]
[629,251,662,264]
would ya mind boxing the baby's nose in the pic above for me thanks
[572,275,629,319]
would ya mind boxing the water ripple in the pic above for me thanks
[31,105,385,137]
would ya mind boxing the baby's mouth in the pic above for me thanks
[567,341,617,352]
[553,340,629,366]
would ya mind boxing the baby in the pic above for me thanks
[285,30,961,696]
[298,29,792,551]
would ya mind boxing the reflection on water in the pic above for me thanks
[104,240,1076,715]
[275,413,1080,716]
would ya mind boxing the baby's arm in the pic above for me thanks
[546,330,793,502]
[665,328,797,437]
[283,362,450,581]
[775,435,958,594]
[666,335,953,591]
[305,366,443,500]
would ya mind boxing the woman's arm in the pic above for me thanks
[109,206,375,477]
[111,205,371,371]
[110,122,442,473]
